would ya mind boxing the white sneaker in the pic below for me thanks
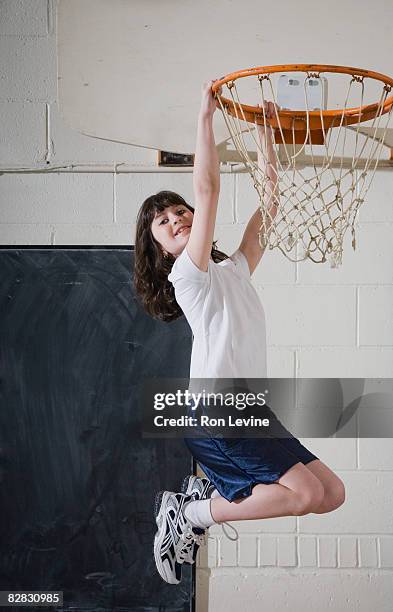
[181,475,215,500]
[181,475,239,544]
[153,490,196,584]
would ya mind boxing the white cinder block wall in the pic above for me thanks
[1,2,392,611]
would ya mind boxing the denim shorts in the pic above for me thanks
[184,400,319,502]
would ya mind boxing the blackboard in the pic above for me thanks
[0,247,194,611]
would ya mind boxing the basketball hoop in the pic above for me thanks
[212,64,393,266]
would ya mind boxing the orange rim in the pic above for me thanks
[212,64,393,132]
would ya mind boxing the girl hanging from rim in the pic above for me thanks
[134,80,346,585]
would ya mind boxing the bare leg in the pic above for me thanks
[211,482,298,521]
[304,459,346,514]
[210,461,325,522]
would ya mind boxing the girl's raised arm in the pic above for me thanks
[186,80,220,272]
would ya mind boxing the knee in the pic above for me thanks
[326,480,346,510]
[293,482,325,516]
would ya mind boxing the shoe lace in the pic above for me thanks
[176,522,238,566]
[176,525,207,564]
[221,521,239,541]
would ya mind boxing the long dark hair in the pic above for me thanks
[134,190,228,321]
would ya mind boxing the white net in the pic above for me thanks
[216,68,393,266]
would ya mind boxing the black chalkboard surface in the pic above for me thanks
[0,247,194,612]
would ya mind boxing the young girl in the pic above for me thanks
[134,81,346,585]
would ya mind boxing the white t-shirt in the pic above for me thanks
[168,246,267,379]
